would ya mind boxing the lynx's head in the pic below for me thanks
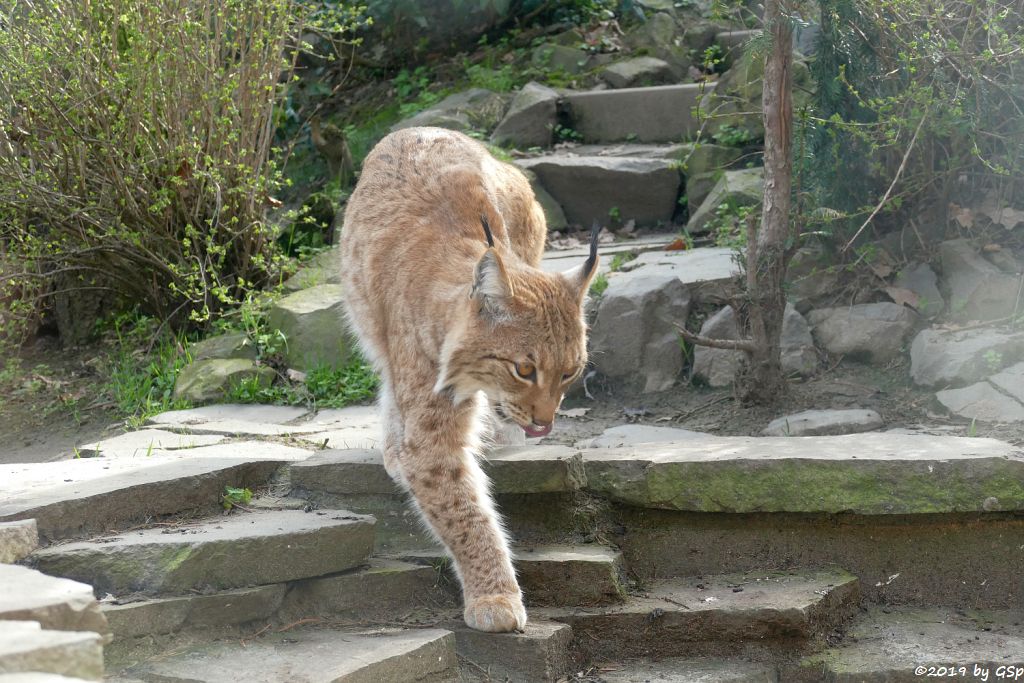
[436,222,600,438]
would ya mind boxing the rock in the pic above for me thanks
[146,404,326,437]
[451,621,572,682]
[687,168,763,234]
[292,405,382,450]
[678,143,744,177]
[33,509,375,597]
[590,269,691,393]
[514,545,623,606]
[807,303,917,363]
[909,328,1024,387]
[602,657,776,683]
[0,565,108,636]
[1,457,282,541]
[563,83,714,143]
[936,382,1024,423]
[988,362,1024,403]
[548,570,859,659]
[75,429,225,459]
[0,621,103,680]
[266,284,352,371]
[0,674,97,682]
[685,172,719,218]
[0,520,37,564]
[715,30,761,64]
[531,43,598,74]
[692,304,815,387]
[577,424,708,448]
[939,239,1022,322]
[621,247,741,304]
[188,333,257,362]
[490,81,559,149]
[124,628,457,683]
[290,449,399,496]
[893,262,944,318]
[600,57,675,88]
[786,246,842,305]
[486,446,587,494]
[102,584,286,639]
[282,246,342,292]
[985,246,1023,274]
[762,409,883,437]
[520,169,568,231]
[172,358,273,403]
[580,432,1024,514]
[516,155,681,228]
[391,88,508,133]
[623,13,694,78]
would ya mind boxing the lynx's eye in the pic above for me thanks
[513,361,537,381]
[561,367,582,383]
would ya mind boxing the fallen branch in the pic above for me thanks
[675,323,757,352]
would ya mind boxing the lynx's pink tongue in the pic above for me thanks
[523,423,552,438]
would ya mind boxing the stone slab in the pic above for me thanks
[582,433,1024,514]
[0,621,103,680]
[486,446,586,494]
[762,409,883,436]
[0,565,108,636]
[564,83,716,143]
[290,449,399,496]
[126,628,457,683]
[75,430,225,459]
[577,425,709,448]
[989,362,1024,404]
[0,457,283,541]
[621,247,741,304]
[148,441,313,461]
[101,584,287,639]
[0,520,37,563]
[514,544,623,606]
[910,328,1024,388]
[278,559,456,623]
[542,569,859,659]
[33,510,375,597]
[937,381,1024,423]
[451,620,572,682]
[0,675,97,683]
[600,656,776,682]
[791,607,1024,682]
[293,406,382,450]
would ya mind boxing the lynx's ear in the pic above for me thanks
[563,221,601,299]
[472,215,514,315]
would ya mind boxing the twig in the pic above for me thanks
[843,110,929,252]
[276,617,323,633]
[675,323,756,352]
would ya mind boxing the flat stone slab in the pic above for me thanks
[539,234,674,275]
[621,247,741,304]
[0,519,37,563]
[762,409,884,436]
[0,621,103,680]
[937,381,1024,423]
[0,565,108,636]
[124,628,457,683]
[577,425,709,448]
[542,569,859,658]
[0,675,97,683]
[290,449,399,496]
[0,457,282,541]
[33,509,375,597]
[514,544,623,606]
[792,607,1024,682]
[564,83,715,143]
[102,584,286,639]
[582,433,1024,514]
[75,430,225,458]
[293,406,382,450]
[146,404,327,436]
[600,656,776,682]
[450,620,572,682]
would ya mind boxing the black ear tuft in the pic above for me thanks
[582,220,601,278]
[480,215,495,248]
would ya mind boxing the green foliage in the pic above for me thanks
[709,200,756,248]
[228,356,379,409]
[608,251,637,273]
[222,486,253,510]
[712,124,757,147]
[554,124,584,142]
[588,272,609,297]
[0,0,351,338]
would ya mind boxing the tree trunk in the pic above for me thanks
[737,0,794,403]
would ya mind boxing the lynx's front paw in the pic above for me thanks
[464,594,527,633]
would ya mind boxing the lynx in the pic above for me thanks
[339,127,598,632]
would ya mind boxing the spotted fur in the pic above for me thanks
[339,127,598,632]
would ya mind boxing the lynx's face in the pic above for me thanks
[437,233,599,438]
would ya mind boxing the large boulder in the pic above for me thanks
[939,239,1021,322]
[910,327,1024,387]
[391,89,509,134]
[267,284,353,371]
[590,269,691,393]
[686,167,763,234]
[762,409,883,436]
[173,359,274,403]
[893,262,945,318]
[807,303,917,363]
[188,332,257,362]
[520,169,568,231]
[692,304,816,386]
[562,83,712,144]
[490,82,559,149]
[622,12,697,78]
[600,57,675,88]
[282,246,342,292]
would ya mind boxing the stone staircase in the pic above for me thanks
[3,409,1023,681]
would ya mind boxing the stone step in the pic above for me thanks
[0,674,98,683]
[563,83,716,144]
[394,543,624,607]
[452,620,572,682]
[611,245,741,305]
[117,627,457,682]
[0,621,103,681]
[541,569,859,660]
[32,509,375,598]
[599,656,776,682]
[539,233,677,276]
[0,456,283,541]
[0,519,38,563]
[515,154,681,229]
[788,607,1024,682]
[0,565,108,637]
[581,433,1024,514]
